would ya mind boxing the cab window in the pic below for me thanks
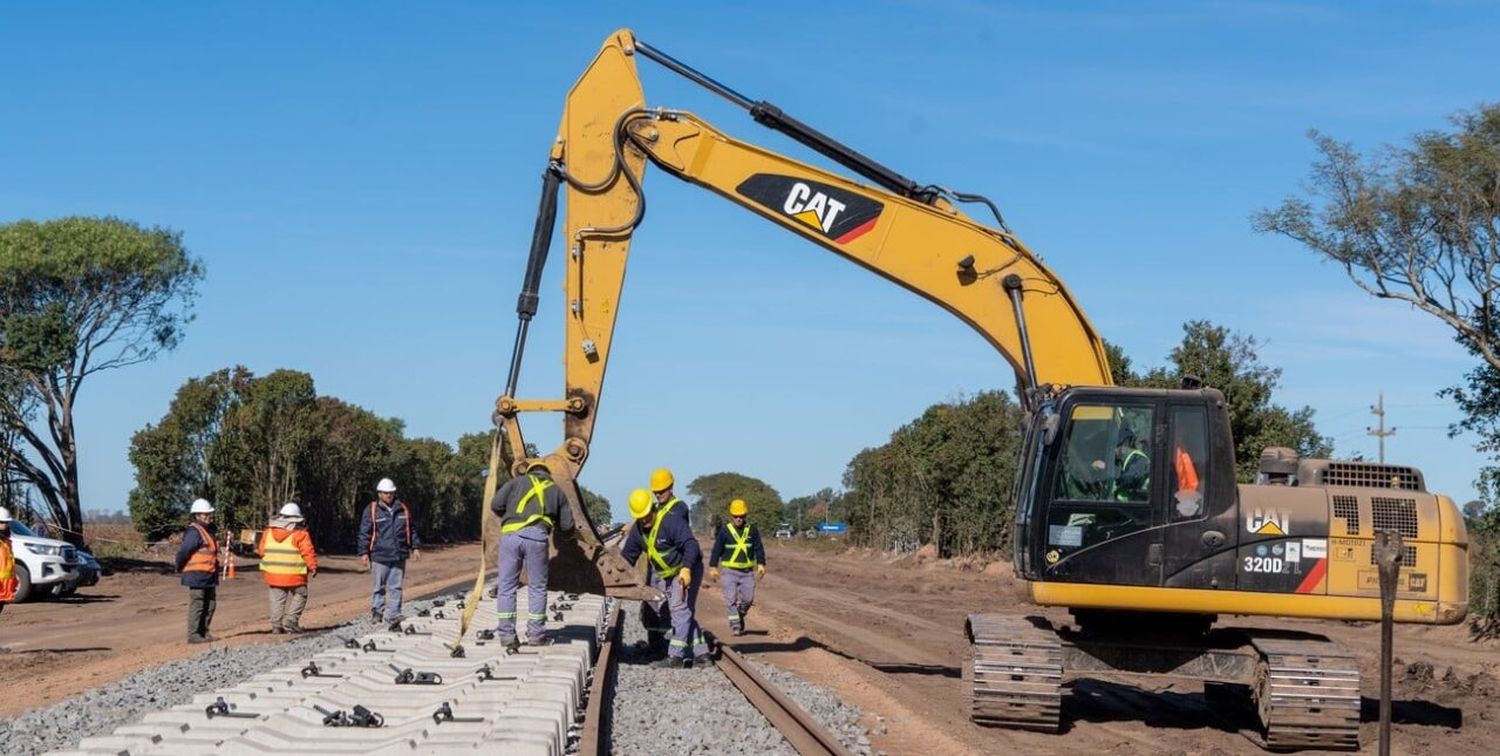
[1169,405,1209,520]
[1047,403,1155,555]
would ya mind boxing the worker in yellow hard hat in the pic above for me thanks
[620,469,708,667]
[708,498,766,636]
[491,459,574,651]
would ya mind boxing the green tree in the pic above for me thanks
[686,472,784,535]
[1125,321,1333,481]
[127,368,245,540]
[579,485,611,528]
[843,391,1024,556]
[1255,104,1500,497]
[0,217,203,545]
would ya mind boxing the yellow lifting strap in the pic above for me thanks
[452,429,506,651]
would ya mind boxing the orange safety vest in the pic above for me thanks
[0,537,16,603]
[182,522,220,574]
[367,501,413,553]
[1175,445,1200,493]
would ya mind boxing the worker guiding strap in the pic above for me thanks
[491,459,574,649]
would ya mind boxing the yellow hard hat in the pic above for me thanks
[650,468,674,492]
[628,488,653,519]
[728,499,748,517]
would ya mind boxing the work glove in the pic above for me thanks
[678,570,692,588]
[708,567,720,581]
[755,565,766,578]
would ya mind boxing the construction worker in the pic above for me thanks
[709,499,766,636]
[359,477,422,631]
[0,507,17,619]
[491,459,574,650]
[174,498,220,644]
[259,502,318,634]
[621,469,709,668]
[1095,428,1149,502]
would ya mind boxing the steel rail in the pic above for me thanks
[707,632,853,756]
[576,602,621,755]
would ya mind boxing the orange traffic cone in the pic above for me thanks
[225,553,237,580]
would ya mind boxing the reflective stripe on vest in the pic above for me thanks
[183,523,219,573]
[646,499,683,579]
[368,501,413,554]
[1115,449,1149,501]
[721,523,755,569]
[0,539,13,581]
[259,530,307,575]
[501,475,556,534]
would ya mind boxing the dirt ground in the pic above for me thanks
[697,541,1500,756]
[0,544,485,718]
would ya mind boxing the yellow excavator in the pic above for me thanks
[490,29,1468,751]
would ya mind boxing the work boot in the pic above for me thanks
[505,639,521,655]
[370,609,381,622]
[527,636,554,647]
[187,635,210,644]
[387,619,403,633]
[284,624,303,634]
[652,656,686,669]
[271,626,285,635]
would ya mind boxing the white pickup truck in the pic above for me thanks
[7,520,82,602]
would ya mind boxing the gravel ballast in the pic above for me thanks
[609,600,871,755]
[0,601,430,756]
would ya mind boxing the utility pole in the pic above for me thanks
[1367,392,1397,464]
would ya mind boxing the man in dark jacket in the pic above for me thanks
[358,477,422,630]
[490,460,574,650]
[621,474,708,668]
[708,498,767,636]
[174,498,220,644]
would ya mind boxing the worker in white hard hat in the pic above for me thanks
[173,498,220,643]
[259,502,318,634]
[0,506,17,617]
[358,477,421,630]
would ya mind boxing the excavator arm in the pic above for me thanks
[493,29,1110,598]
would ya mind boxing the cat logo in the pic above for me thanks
[735,174,883,244]
[783,182,847,233]
[1247,508,1290,536]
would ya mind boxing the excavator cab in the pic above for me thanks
[1014,386,1240,591]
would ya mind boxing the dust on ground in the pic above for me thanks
[696,541,1500,755]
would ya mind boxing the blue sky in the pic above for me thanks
[3,2,1496,521]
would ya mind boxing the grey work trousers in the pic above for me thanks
[268,584,308,630]
[641,572,670,651]
[666,568,709,660]
[187,586,216,641]
[720,567,757,631]
[370,560,406,622]
[496,530,550,643]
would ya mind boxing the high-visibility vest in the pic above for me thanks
[646,499,684,579]
[721,523,756,569]
[501,475,555,534]
[1114,449,1150,501]
[259,529,308,576]
[182,523,219,573]
[1174,445,1200,493]
[0,538,16,603]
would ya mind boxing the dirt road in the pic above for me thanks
[697,542,1500,755]
[0,544,483,718]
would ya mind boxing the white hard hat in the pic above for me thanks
[278,502,305,520]
[376,478,397,493]
[190,498,215,514]
[0,506,12,523]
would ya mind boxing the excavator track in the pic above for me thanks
[965,614,1063,732]
[1248,635,1362,751]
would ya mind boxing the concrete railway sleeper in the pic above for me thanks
[43,587,610,756]
[965,613,1364,751]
